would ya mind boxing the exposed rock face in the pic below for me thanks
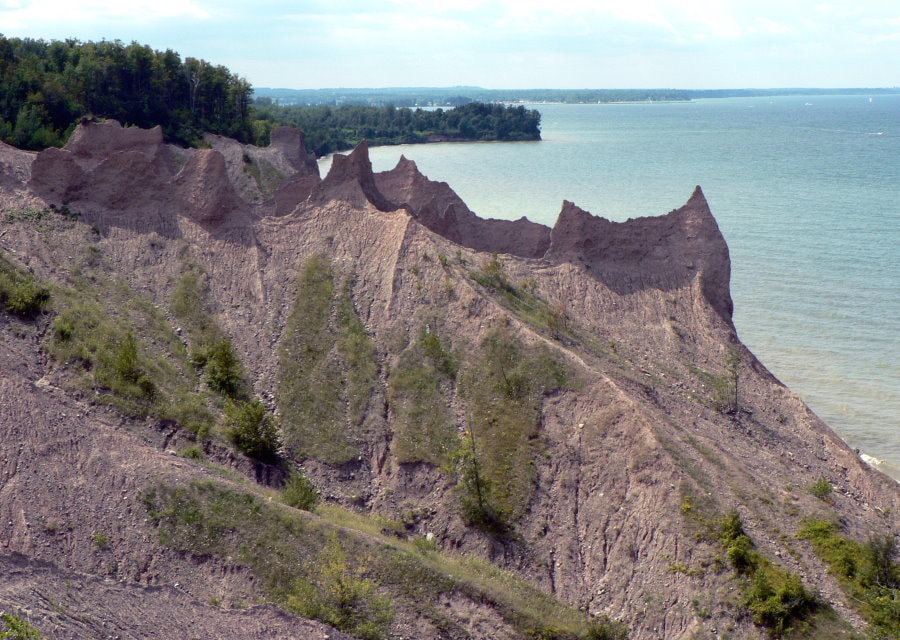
[203,126,318,203]
[375,155,551,258]
[313,140,396,211]
[545,186,733,320]
[173,149,244,223]
[0,126,896,640]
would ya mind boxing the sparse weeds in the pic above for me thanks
[467,254,572,340]
[389,326,457,465]
[453,328,571,531]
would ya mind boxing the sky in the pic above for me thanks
[1,0,898,89]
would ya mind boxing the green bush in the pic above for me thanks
[799,519,898,637]
[0,255,50,318]
[282,470,320,511]
[742,569,817,635]
[720,511,755,573]
[225,398,281,461]
[179,445,204,460]
[807,478,833,500]
[0,613,41,639]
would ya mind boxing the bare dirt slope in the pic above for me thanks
[0,120,896,640]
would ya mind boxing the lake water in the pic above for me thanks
[321,95,900,480]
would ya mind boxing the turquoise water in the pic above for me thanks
[325,95,900,478]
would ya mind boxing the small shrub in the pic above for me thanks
[282,470,320,511]
[204,339,243,398]
[807,477,833,500]
[284,534,394,640]
[91,530,108,548]
[179,445,204,460]
[0,613,41,639]
[6,280,50,317]
[0,256,50,318]
[225,398,281,461]
[584,619,628,640]
[741,568,817,635]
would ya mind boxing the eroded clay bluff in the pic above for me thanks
[0,120,896,640]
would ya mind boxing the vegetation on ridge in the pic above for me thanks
[277,255,378,464]
[143,479,626,640]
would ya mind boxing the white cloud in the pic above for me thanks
[1,0,210,30]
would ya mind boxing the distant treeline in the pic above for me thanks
[252,101,541,156]
[254,87,692,107]
[255,86,900,107]
[0,35,252,149]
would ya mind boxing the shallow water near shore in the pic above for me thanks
[320,95,899,480]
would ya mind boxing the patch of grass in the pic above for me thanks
[337,280,377,425]
[453,328,571,530]
[285,533,394,640]
[798,519,898,639]
[278,256,378,464]
[43,262,213,427]
[161,392,215,437]
[389,326,457,465]
[144,480,625,640]
[0,253,50,318]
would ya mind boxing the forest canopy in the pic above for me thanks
[0,36,541,154]
[0,35,252,149]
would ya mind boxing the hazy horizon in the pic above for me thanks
[2,1,898,90]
